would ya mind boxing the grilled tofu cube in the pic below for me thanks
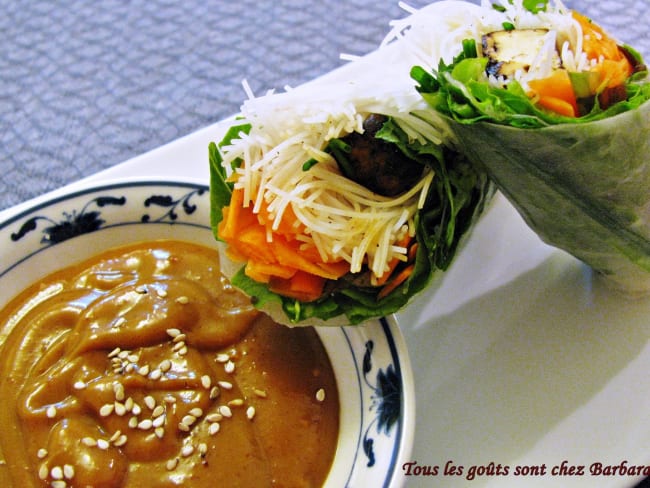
[482,29,557,78]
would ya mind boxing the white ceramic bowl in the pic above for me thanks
[0,178,415,488]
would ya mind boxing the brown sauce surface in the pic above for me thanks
[0,240,339,487]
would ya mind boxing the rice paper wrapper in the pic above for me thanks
[446,99,650,294]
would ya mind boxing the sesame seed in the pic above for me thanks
[51,466,63,480]
[215,353,230,363]
[218,405,232,418]
[181,415,196,427]
[254,389,268,398]
[177,346,188,356]
[172,334,187,344]
[124,397,134,412]
[124,363,136,374]
[224,361,235,374]
[155,427,165,439]
[217,381,232,390]
[181,445,194,457]
[81,437,97,447]
[175,296,189,304]
[113,435,128,447]
[315,388,326,402]
[96,439,110,450]
[172,341,185,352]
[46,406,57,418]
[163,395,176,404]
[113,383,125,401]
[206,413,223,423]
[144,395,156,410]
[208,422,220,435]
[166,328,181,338]
[166,458,179,471]
[114,402,126,416]
[152,405,165,418]
[63,464,75,479]
[159,360,172,372]
[109,430,122,443]
[108,348,121,358]
[127,354,139,363]
[38,463,48,480]
[149,369,162,380]
[99,404,114,417]
[136,285,147,294]
[118,350,130,359]
[131,403,142,416]
[201,375,211,389]
[37,448,48,459]
[188,407,203,418]
[152,415,166,428]
[138,419,153,430]
[209,386,220,400]
[177,422,190,432]
[198,443,208,456]
[138,365,150,376]
[156,288,168,298]
[246,406,256,420]
[228,399,244,407]
[128,417,139,429]
[51,481,67,488]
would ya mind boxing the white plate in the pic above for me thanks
[1,57,649,487]
[0,178,415,488]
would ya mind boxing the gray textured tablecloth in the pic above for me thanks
[1,0,648,212]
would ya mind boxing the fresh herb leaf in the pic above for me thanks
[302,158,318,171]
[523,0,549,13]
[326,138,353,178]
[208,123,251,239]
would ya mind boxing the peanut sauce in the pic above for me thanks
[0,240,339,487]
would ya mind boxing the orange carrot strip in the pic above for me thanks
[572,12,625,63]
[246,260,297,281]
[258,201,305,236]
[244,262,272,284]
[269,271,325,303]
[231,226,275,264]
[536,96,577,118]
[408,242,419,262]
[316,260,351,278]
[378,264,415,300]
[271,237,347,280]
[217,187,247,240]
[528,70,578,117]
[595,58,633,90]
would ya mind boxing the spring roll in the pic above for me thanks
[408,0,650,293]
[209,55,495,326]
